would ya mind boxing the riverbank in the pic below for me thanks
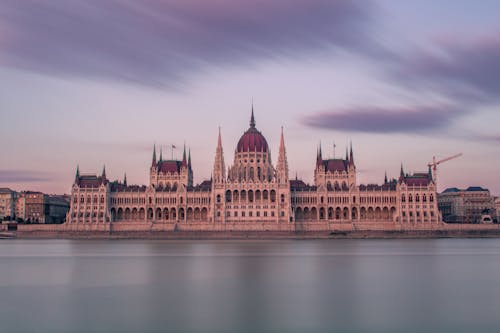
[4,221,500,240]
[10,229,500,240]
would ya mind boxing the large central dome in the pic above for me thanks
[236,110,269,152]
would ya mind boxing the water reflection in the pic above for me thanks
[1,239,500,333]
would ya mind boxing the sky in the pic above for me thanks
[1,0,499,195]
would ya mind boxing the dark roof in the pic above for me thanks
[157,160,183,174]
[317,158,348,173]
[237,127,269,153]
[290,180,316,191]
[109,182,146,192]
[400,171,432,187]
[77,175,107,188]
[359,183,397,191]
[187,180,212,192]
[466,186,488,192]
[443,187,460,193]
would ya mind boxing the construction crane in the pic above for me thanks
[428,153,463,184]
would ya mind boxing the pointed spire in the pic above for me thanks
[188,148,192,169]
[384,171,388,184]
[213,126,226,183]
[345,146,348,161]
[318,142,322,159]
[159,146,163,162]
[101,165,106,179]
[217,126,222,147]
[349,141,354,165]
[181,143,187,166]
[277,126,289,183]
[428,164,433,180]
[152,144,157,166]
[123,173,127,186]
[250,102,256,128]
[75,165,80,183]
[400,163,405,178]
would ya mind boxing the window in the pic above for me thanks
[217,194,221,203]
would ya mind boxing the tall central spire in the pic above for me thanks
[250,103,255,128]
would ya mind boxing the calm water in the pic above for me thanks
[1,239,500,333]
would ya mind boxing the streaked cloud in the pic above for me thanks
[395,35,500,104]
[0,0,378,87]
[0,170,55,183]
[302,105,464,133]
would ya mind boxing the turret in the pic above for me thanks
[101,165,106,179]
[188,148,192,170]
[276,126,289,184]
[349,142,354,167]
[75,165,80,184]
[213,127,226,184]
[152,144,157,166]
[123,173,127,186]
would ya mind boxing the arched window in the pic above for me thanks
[401,194,406,202]
[217,194,221,203]
[409,194,413,202]
[225,190,232,203]
[270,190,276,203]
[430,194,434,202]
[416,194,420,202]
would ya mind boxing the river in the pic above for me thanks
[1,239,500,333]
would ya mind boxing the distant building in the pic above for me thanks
[0,188,16,220]
[45,195,71,224]
[24,192,46,223]
[67,110,441,228]
[438,187,495,223]
[495,197,500,222]
[22,192,70,224]
[15,193,26,220]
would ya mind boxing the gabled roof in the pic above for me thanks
[78,175,108,188]
[466,186,488,192]
[157,160,183,174]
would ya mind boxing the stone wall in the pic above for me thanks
[14,220,500,236]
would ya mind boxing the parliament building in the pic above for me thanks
[66,109,441,231]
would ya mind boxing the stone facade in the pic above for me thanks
[439,187,496,223]
[66,110,441,229]
[0,188,16,220]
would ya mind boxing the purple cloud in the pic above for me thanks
[0,0,378,87]
[302,105,464,133]
[396,36,500,104]
[0,170,55,183]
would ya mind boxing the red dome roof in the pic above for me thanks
[236,108,269,152]
[237,127,269,152]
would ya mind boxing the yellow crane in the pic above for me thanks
[428,153,463,184]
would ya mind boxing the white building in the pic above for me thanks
[66,110,440,228]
